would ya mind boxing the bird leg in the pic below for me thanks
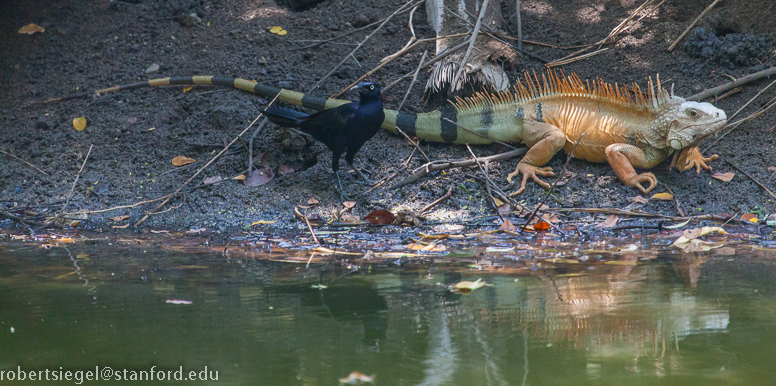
[350,163,374,186]
[335,171,352,201]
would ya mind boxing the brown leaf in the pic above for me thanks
[341,214,360,223]
[18,23,45,34]
[307,198,319,206]
[768,166,776,173]
[711,172,735,182]
[628,195,649,204]
[595,214,619,228]
[343,201,356,209]
[279,164,295,174]
[364,209,395,225]
[110,215,129,222]
[172,156,195,166]
[243,169,273,187]
[541,213,560,223]
[741,213,758,223]
[203,176,222,185]
[497,203,511,216]
[499,219,516,232]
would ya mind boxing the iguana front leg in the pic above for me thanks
[605,144,668,194]
[507,121,566,196]
[671,146,719,173]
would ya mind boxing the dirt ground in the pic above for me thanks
[1,0,775,233]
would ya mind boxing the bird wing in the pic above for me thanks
[261,106,309,128]
[298,103,358,135]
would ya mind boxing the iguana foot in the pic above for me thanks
[626,172,657,195]
[507,162,554,196]
[673,146,719,173]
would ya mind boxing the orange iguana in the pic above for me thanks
[93,71,727,195]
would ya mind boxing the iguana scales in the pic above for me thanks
[94,71,727,195]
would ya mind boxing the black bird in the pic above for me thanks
[261,82,384,198]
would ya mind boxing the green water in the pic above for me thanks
[1,241,775,385]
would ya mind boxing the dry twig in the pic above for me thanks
[391,148,527,189]
[667,0,722,51]
[688,66,776,101]
[421,184,455,214]
[0,149,49,176]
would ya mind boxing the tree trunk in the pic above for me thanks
[424,0,518,102]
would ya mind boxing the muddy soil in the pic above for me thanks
[1,0,775,233]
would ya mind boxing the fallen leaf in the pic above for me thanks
[492,197,504,206]
[269,26,288,35]
[595,214,619,228]
[452,278,487,293]
[307,198,319,206]
[250,220,278,226]
[182,86,193,93]
[172,155,195,166]
[534,221,550,232]
[541,213,560,223]
[243,168,273,187]
[279,164,295,174]
[664,219,691,229]
[233,174,246,181]
[338,371,374,384]
[628,195,649,204]
[497,203,511,215]
[110,215,129,222]
[364,209,394,225]
[166,299,193,305]
[203,176,222,185]
[72,117,87,131]
[650,192,674,201]
[766,214,776,226]
[741,213,758,223]
[407,243,446,252]
[341,214,360,223]
[343,201,356,209]
[18,23,45,34]
[711,172,735,182]
[499,219,516,232]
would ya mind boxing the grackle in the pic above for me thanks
[261,82,384,198]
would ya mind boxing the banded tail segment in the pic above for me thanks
[94,76,350,112]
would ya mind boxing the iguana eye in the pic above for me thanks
[687,109,699,118]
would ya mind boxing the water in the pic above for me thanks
[1,238,775,385]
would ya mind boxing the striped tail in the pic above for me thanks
[93,75,455,143]
[94,76,351,113]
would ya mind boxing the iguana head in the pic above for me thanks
[661,100,727,150]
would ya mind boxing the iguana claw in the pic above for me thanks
[626,172,657,194]
[507,162,554,196]
[673,146,719,173]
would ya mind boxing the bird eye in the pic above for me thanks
[369,85,374,90]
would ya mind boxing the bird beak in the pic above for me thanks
[350,84,363,91]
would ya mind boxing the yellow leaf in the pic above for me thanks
[18,23,45,34]
[277,29,287,36]
[73,117,87,131]
[251,220,278,226]
[650,192,674,201]
[171,155,195,166]
[182,86,193,93]
[452,278,487,293]
[269,26,283,33]
[492,197,504,206]
[233,174,246,181]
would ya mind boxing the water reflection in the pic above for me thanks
[0,242,775,385]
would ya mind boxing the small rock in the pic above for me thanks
[352,13,369,28]
[145,63,160,74]
[183,12,201,27]
[257,56,268,65]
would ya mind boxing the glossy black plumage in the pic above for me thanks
[261,82,384,195]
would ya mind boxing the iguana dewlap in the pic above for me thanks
[93,72,727,195]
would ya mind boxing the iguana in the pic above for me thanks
[93,71,727,195]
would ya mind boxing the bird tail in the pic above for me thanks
[261,106,309,128]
